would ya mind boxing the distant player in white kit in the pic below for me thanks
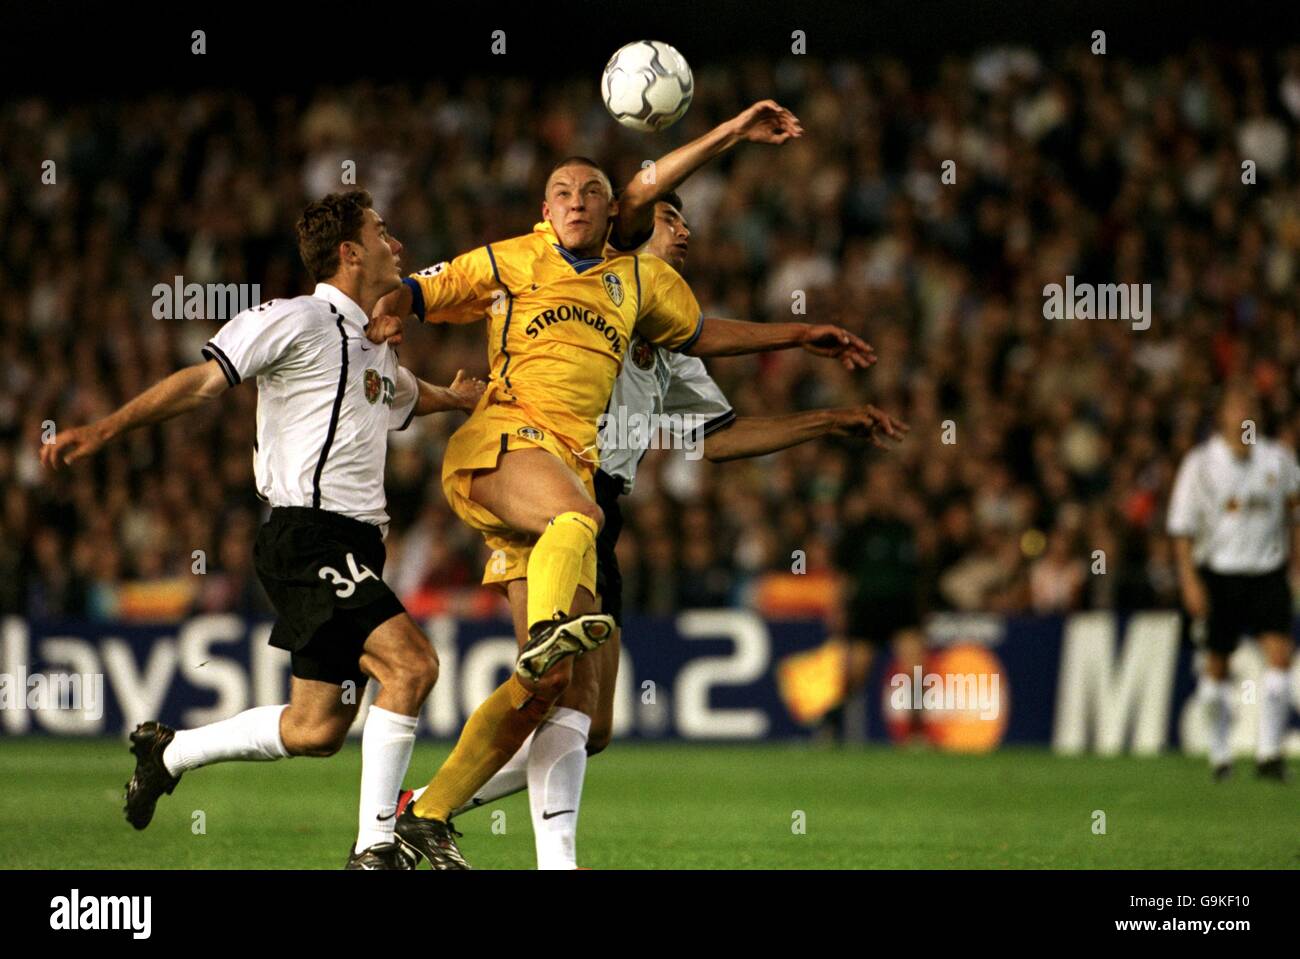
[41,190,483,867]
[1168,384,1298,781]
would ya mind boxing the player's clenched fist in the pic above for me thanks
[831,405,910,449]
[365,314,404,345]
[799,325,877,371]
[40,423,108,471]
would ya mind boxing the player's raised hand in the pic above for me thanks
[730,100,803,145]
[40,423,108,471]
[447,369,486,411]
[799,325,876,371]
[831,405,910,449]
[366,314,404,346]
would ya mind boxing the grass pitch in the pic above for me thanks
[0,739,1295,869]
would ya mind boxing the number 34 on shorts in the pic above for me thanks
[318,552,378,598]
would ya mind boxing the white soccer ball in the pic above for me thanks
[601,40,694,133]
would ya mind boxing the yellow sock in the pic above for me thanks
[413,674,551,822]
[526,511,598,629]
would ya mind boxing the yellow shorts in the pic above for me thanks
[441,402,598,595]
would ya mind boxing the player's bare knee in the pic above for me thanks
[282,719,348,758]
[380,654,438,708]
[313,729,348,758]
[385,667,436,709]
[556,501,604,532]
[364,633,438,699]
[580,500,605,531]
[409,649,439,700]
[400,643,440,696]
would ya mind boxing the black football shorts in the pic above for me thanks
[253,507,406,687]
[848,593,922,646]
[1198,564,1292,655]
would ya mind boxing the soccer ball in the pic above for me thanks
[601,40,694,133]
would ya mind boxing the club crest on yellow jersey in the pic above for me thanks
[602,271,625,307]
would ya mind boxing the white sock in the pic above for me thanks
[1258,668,1290,762]
[162,704,289,776]
[1197,676,1233,767]
[444,731,534,818]
[354,705,419,853]
[528,707,591,870]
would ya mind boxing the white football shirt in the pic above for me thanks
[597,333,735,493]
[202,282,418,528]
[1167,434,1300,574]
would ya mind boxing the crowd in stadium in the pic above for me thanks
[5,43,1300,626]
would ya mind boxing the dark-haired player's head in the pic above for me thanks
[543,157,617,257]
[297,189,404,293]
[644,192,690,271]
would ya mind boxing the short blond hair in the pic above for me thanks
[545,156,613,199]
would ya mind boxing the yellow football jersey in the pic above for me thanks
[404,221,703,457]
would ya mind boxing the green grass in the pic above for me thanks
[1,739,1296,869]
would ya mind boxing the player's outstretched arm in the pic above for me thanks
[612,99,803,248]
[368,249,500,344]
[412,370,486,417]
[686,317,876,370]
[704,405,908,462]
[40,360,230,471]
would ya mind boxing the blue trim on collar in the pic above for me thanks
[553,244,604,274]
